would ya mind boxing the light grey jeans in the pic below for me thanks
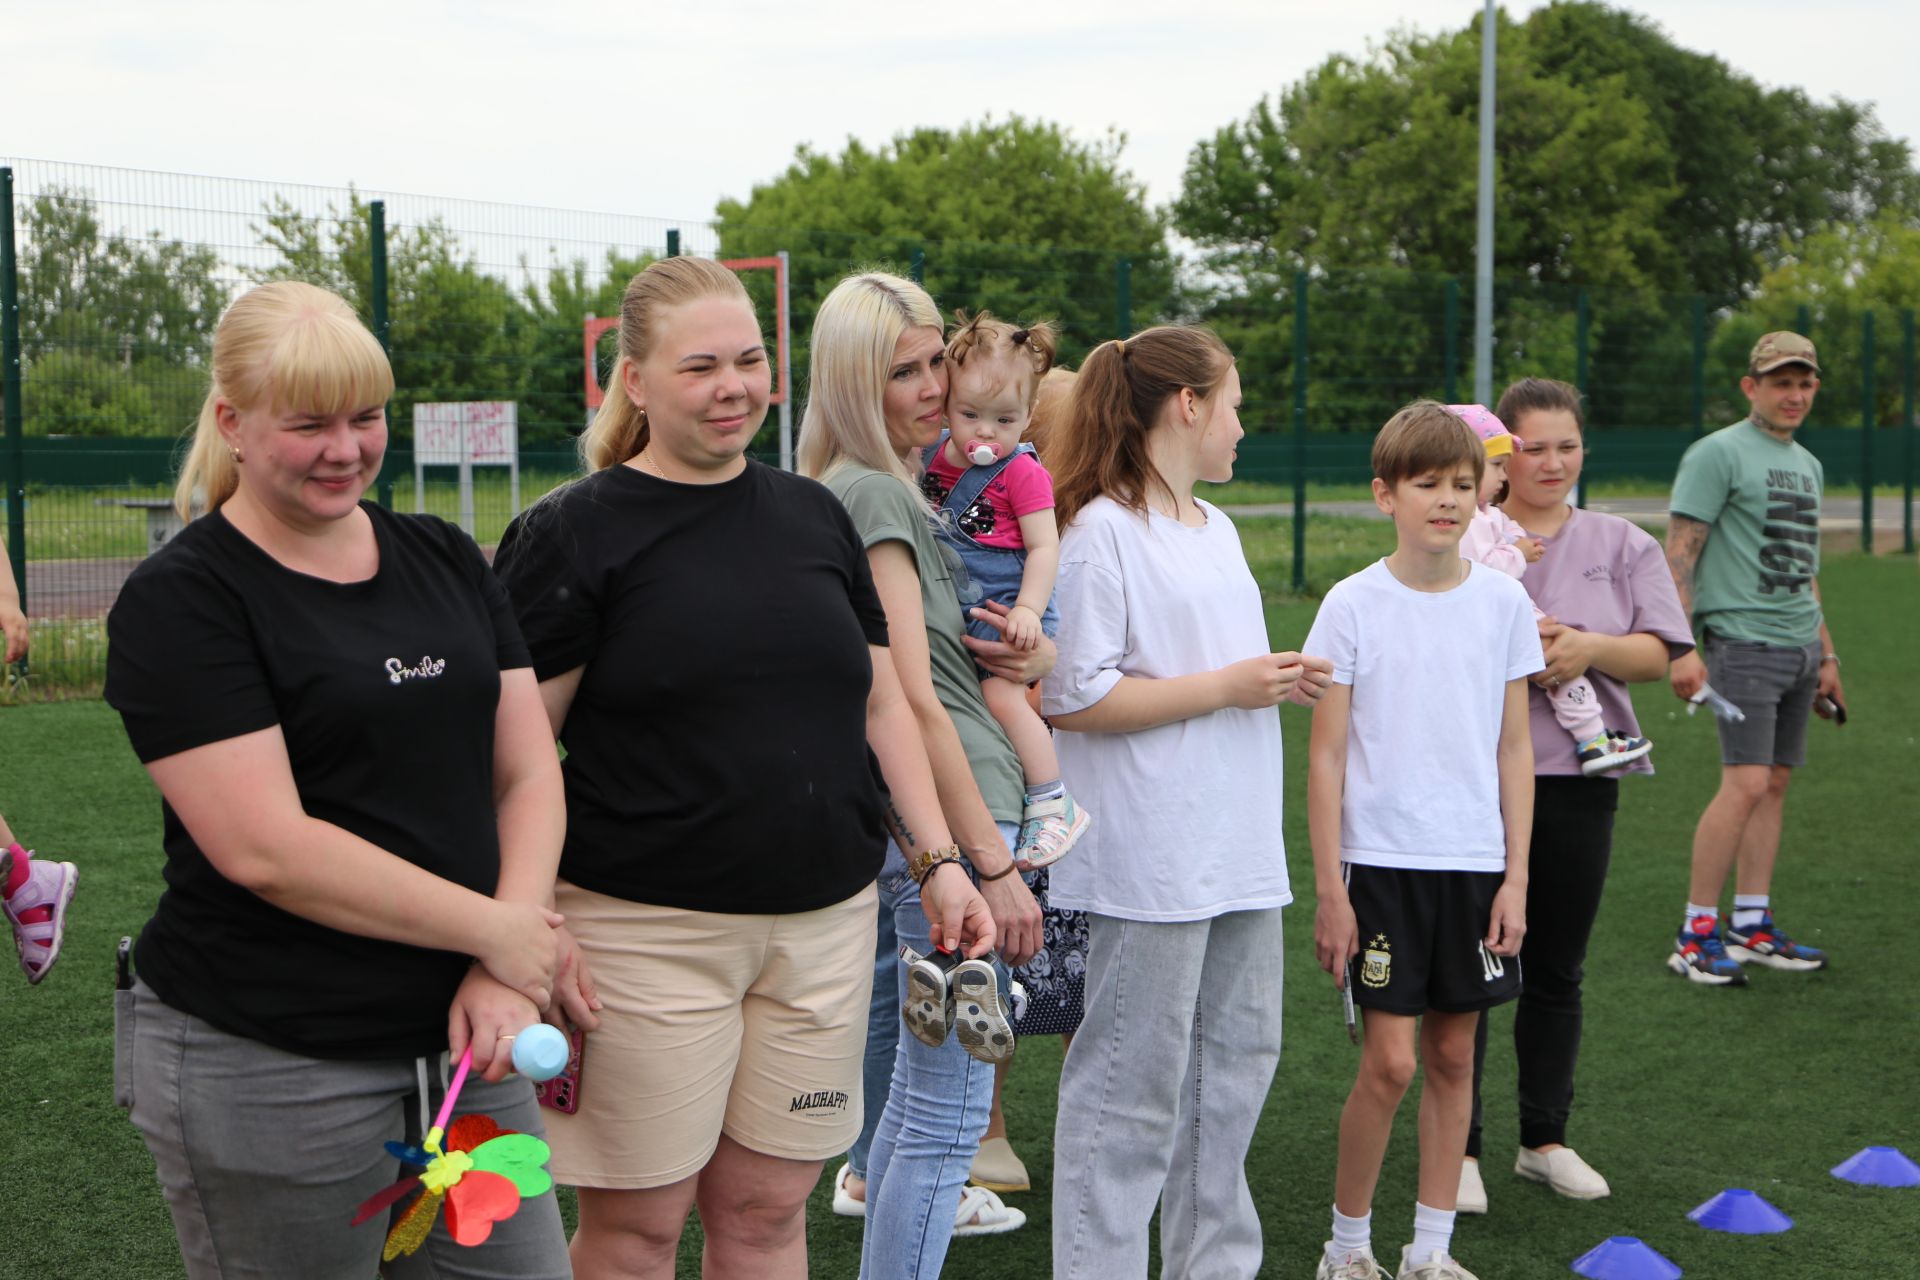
[117,979,570,1280]
[1051,908,1286,1280]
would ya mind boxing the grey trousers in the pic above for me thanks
[118,980,571,1280]
[1051,909,1286,1280]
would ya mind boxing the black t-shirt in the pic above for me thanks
[105,504,530,1061]
[493,460,890,913]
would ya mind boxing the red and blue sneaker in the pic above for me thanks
[1666,916,1747,986]
[1724,912,1828,972]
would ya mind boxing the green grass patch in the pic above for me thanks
[2,554,1914,1276]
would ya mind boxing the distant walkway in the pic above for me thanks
[1222,495,1916,536]
[19,498,1914,618]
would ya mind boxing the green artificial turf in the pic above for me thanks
[2,549,1913,1277]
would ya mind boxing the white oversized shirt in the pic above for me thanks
[1041,497,1291,922]
[1302,559,1543,872]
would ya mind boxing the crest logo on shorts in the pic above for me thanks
[1360,934,1392,989]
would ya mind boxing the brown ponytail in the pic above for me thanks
[1048,325,1233,528]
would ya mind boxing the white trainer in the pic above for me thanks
[1456,1156,1487,1214]
[1315,1243,1390,1280]
[1395,1245,1480,1280]
[1514,1145,1611,1199]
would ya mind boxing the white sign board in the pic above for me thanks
[412,401,521,535]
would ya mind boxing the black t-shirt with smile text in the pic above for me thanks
[105,504,529,1060]
[493,460,890,914]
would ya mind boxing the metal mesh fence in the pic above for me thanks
[3,158,1916,696]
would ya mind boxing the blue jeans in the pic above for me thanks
[858,823,1017,1280]
[846,887,899,1179]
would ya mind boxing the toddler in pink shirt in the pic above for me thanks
[1449,404,1652,776]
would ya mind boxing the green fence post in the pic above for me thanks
[1292,271,1309,594]
[2,168,25,620]
[1575,288,1590,508]
[1691,295,1707,439]
[1115,255,1132,339]
[909,247,925,286]
[1860,310,1874,554]
[369,200,394,508]
[1443,278,1460,403]
[665,228,680,258]
[1903,308,1915,555]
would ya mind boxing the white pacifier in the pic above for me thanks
[965,440,1003,467]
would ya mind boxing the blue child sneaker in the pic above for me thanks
[1666,916,1748,986]
[1724,912,1828,972]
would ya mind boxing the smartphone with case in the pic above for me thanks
[534,1026,585,1114]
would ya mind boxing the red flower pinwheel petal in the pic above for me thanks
[444,1170,521,1247]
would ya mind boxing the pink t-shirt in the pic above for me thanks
[1460,504,1532,580]
[1510,506,1696,776]
[920,449,1056,550]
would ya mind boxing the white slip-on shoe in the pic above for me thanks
[1514,1145,1611,1199]
[1457,1156,1488,1214]
[830,1162,866,1218]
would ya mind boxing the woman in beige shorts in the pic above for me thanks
[494,257,997,1280]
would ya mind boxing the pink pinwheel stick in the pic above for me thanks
[424,1046,475,1155]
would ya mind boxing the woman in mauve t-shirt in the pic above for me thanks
[106,282,579,1279]
[1461,377,1694,1212]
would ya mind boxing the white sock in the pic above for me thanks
[1410,1201,1455,1262]
[1684,902,1719,933]
[1732,895,1769,931]
[1329,1206,1371,1259]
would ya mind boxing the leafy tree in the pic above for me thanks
[15,188,227,435]
[1173,3,1919,432]
[251,192,528,440]
[1711,213,1920,431]
[516,248,655,447]
[716,115,1172,427]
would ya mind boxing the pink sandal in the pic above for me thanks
[6,856,78,983]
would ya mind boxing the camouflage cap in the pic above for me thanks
[1749,331,1820,375]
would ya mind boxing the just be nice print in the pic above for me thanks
[1759,467,1820,596]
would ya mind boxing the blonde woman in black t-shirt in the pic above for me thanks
[105,282,586,1278]
[493,256,996,1280]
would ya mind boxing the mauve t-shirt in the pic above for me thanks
[1509,506,1695,777]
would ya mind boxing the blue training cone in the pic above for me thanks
[1687,1188,1793,1234]
[1570,1236,1682,1279]
[1832,1146,1920,1188]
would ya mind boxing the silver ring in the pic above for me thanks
[1549,678,1560,687]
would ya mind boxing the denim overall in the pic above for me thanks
[923,432,1059,651]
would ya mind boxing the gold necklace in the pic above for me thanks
[638,449,666,479]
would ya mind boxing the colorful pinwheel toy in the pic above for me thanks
[350,1045,554,1261]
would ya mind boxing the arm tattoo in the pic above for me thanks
[1665,515,1709,613]
[883,798,917,854]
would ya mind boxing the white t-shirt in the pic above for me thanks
[1302,559,1543,872]
[1040,496,1291,922]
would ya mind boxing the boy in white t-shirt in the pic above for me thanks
[1304,401,1542,1280]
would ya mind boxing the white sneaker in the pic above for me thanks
[1456,1156,1487,1214]
[1514,1145,1611,1199]
[1395,1245,1480,1280]
[1315,1243,1390,1280]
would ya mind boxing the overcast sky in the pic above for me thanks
[9,0,1917,228]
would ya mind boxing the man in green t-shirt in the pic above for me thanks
[1662,331,1846,986]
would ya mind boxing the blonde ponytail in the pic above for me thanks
[580,257,751,473]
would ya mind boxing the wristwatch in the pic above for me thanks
[907,844,965,885]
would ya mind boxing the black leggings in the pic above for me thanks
[1468,775,1619,1156]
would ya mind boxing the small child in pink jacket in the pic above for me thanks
[1450,404,1652,776]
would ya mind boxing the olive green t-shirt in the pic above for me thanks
[824,464,1025,823]
[1668,419,1823,647]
